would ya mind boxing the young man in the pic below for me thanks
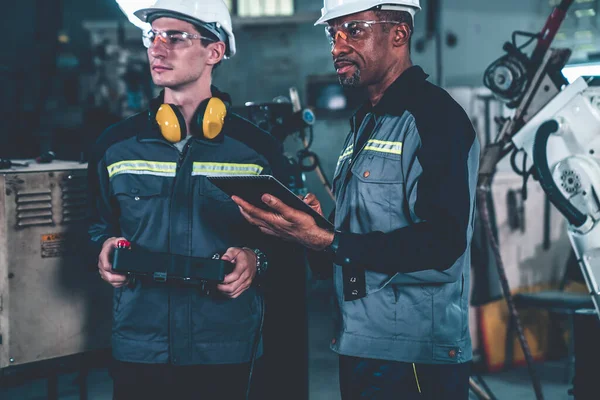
[87,1,289,398]
[233,1,480,399]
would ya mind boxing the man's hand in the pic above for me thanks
[217,247,257,298]
[231,193,333,251]
[98,237,129,288]
[302,192,323,216]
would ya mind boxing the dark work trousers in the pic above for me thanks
[111,359,252,400]
[339,355,471,400]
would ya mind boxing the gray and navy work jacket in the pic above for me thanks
[87,89,288,365]
[315,66,480,364]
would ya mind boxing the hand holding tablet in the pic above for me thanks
[207,175,333,230]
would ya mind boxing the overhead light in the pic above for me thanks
[115,0,154,30]
[574,30,594,40]
[554,32,568,41]
[574,43,599,53]
[575,8,596,18]
[562,63,600,83]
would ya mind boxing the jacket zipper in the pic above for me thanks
[167,139,192,364]
[168,140,193,252]
[347,113,380,175]
[340,114,381,196]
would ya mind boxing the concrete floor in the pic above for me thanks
[1,279,574,399]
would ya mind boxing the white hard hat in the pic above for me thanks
[134,0,236,58]
[314,0,421,25]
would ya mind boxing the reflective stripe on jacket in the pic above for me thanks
[329,66,480,364]
[87,95,289,365]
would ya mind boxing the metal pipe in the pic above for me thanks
[477,186,545,400]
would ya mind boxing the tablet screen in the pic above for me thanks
[207,175,334,230]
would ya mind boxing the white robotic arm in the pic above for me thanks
[511,76,600,318]
[473,3,587,398]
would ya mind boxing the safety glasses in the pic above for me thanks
[325,20,402,47]
[142,29,217,50]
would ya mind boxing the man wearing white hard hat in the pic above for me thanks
[233,1,479,398]
[87,0,293,398]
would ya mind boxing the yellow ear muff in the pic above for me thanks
[202,97,227,140]
[155,104,187,143]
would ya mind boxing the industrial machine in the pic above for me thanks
[481,0,600,320]
[0,161,112,390]
[479,0,600,398]
[236,90,316,400]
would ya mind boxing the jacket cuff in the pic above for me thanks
[332,231,357,267]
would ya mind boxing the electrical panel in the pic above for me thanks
[0,161,112,369]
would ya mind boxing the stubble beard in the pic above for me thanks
[339,68,361,88]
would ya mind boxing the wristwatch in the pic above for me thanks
[324,230,341,255]
[249,248,268,277]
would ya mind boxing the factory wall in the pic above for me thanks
[2,0,553,159]
[210,0,549,212]
[216,0,550,102]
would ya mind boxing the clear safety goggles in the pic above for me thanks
[325,20,402,47]
[142,29,217,50]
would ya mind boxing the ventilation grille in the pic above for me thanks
[15,190,54,227]
[61,174,87,224]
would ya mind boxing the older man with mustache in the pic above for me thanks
[233,1,481,399]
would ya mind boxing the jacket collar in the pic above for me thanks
[374,65,428,114]
[350,66,429,131]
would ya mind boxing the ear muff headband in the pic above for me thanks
[154,97,228,142]
[155,104,187,143]
[202,97,227,140]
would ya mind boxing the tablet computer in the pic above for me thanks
[207,175,334,230]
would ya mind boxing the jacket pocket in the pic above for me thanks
[191,289,259,342]
[194,177,248,246]
[350,154,407,232]
[203,178,233,202]
[351,153,403,184]
[432,279,464,342]
[365,271,397,295]
[392,284,434,306]
[113,175,163,199]
[113,283,169,342]
[112,177,164,240]
[393,285,434,339]
[339,278,396,338]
